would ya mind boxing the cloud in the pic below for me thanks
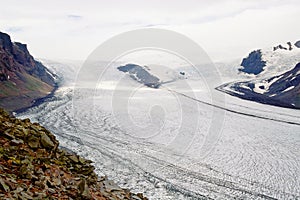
[67,15,83,20]
[5,26,23,33]
[143,24,167,28]
[0,0,299,61]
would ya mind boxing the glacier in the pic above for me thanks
[16,58,300,199]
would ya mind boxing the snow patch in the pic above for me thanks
[253,83,265,94]
[282,86,295,93]
[259,48,300,78]
[252,75,283,94]
[240,84,250,90]
[226,85,245,95]
[46,68,58,81]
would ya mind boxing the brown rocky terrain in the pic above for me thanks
[0,31,56,112]
[0,108,148,200]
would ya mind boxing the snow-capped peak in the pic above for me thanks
[238,40,300,79]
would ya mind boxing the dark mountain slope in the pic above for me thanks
[0,31,57,112]
[217,40,300,109]
[217,62,300,109]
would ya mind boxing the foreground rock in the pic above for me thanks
[0,108,148,200]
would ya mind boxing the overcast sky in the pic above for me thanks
[0,0,299,62]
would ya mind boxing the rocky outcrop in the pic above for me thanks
[0,31,57,112]
[295,41,300,48]
[0,108,148,199]
[118,64,161,88]
[239,50,266,75]
[273,42,296,51]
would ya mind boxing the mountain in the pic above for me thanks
[0,31,57,112]
[217,40,300,109]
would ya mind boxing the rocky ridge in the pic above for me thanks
[0,108,148,200]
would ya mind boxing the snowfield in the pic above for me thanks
[17,59,300,199]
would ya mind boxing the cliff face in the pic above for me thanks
[0,32,56,112]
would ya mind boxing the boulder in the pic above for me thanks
[40,132,54,149]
